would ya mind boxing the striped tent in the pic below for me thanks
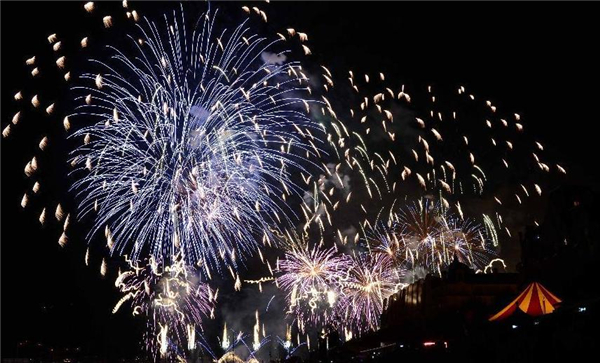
[489,282,562,321]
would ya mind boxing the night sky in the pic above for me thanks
[2,1,599,359]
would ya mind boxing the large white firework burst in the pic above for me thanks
[69,8,323,274]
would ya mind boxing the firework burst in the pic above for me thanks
[3,1,572,356]
[4,2,328,357]
[113,255,215,359]
[276,234,351,331]
[442,216,495,269]
[67,8,324,274]
[362,199,496,277]
[338,253,402,333]
[315,66,568,246]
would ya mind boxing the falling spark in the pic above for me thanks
[2,125,10,138]
[63,116,71,131]
[56,56,66,69]
[12,112,21,125]
[31,95,40,108]
[39,208,47,225]
[84,2,95,13]
[59,232,68,247]
[100,258,107,276]
[21,194,29,208]
[103,16,113,28]
[39,136,48,150]
[55,203,65,221]
[95,74,103,88]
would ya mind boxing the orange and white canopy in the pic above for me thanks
[489,282,562,321]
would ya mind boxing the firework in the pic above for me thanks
[397,199,449,272]
[4,2,330,358]
[217,327,267,363]
[362,199,495,278]
[67,8,323,275]
[337,253,402,333]
[316,68,567,243]
[3,1,571,356]
[217,352,245,363]
[399,200,495,274]
[113,256,215,359]
[442,216,496,269]
[276,332,305,361]
[276,235,351,330]
[5,3,325,276]
[364,214,407,266]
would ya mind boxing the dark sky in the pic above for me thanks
[2,1,599,359]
